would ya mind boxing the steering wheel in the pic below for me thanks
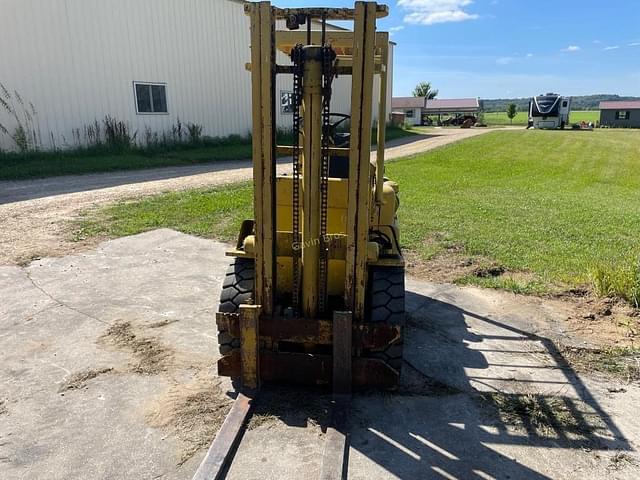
[329,113,350,131]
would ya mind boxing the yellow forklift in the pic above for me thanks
[194,3,403,478]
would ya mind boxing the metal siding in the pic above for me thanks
[0,0,253,151]
[0,1,394,151]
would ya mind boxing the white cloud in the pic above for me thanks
[562,45,581,52]
[526,53,533,58]
[629,42,640,47]
[603,45,620,51]
[398,0,480,25]
[592,40,602,44]
[495,57,514,65]
[388,25,405,32]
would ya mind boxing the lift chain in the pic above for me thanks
[291,44,304,315]
[319,44,336,314]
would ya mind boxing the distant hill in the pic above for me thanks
[480,94,640,112]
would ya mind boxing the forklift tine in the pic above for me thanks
[191,391,255,480]
[319,394,351,480]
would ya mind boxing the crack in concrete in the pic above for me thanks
[23,269,109,326]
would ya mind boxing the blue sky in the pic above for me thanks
[273,0,640,98]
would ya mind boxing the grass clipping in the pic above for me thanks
[58,368,113,392]
[560,345,640,383]
[479,391,603,439]
[146,375,232,465]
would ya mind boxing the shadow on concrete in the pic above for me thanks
[345,291,630,479]
[244,290,630,479]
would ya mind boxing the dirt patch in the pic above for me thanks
[101,321,173,374]
[146,374,232,465]
[562,296,639,345]
[248,387,330,431]
[478,391,605,442]
[408,247,640,347]
[58,368,113,392]
[405,248,479,284]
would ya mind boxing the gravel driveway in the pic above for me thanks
[0,128,493,265]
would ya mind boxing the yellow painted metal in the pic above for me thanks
[241,1,400,320]
[248,3,264,307]
[247,2,276,315]
[275,31,388,56]
[301,47,324,319]
[277,177,348,234]
[344,2,377,320]
[239,305,260,390]
[375,32,389,205]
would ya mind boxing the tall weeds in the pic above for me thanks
[0,83,40,152]
[590,258,640,308]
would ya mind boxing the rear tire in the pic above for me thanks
[217,258,254,355]
[365,266,406,372]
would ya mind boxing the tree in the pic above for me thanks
[506,103,518,124]
[412,81,438,99]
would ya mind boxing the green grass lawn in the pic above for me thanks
[0,126,415,181]
[484,110,599,126]
[77,129,640,302]
[388,129,640,300]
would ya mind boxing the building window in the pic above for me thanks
[615,110,630,120]
[405,109,415,118]
[562,101,568,107]
[134,82,168,114]
[281,91,294,114]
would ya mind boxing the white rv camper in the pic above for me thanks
[527,93,571,129]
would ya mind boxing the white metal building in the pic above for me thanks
[0,0,393,151]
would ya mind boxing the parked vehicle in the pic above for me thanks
[527,93,571,129]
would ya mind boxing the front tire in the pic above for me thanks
[365,266,406,372]
[217,258,254,355]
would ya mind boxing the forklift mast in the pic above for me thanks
[248,1,389,322]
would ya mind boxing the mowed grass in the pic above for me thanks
[75,182,254,243]
[484,110,599,126]
[77,129,640,299]
[387,129,640,292]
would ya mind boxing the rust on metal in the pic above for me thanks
[332,311,353,394]
[218,351,399,388]
[240,305,260,390]
[218,312,400,349]
[271,5,389,20]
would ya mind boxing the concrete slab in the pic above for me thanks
[1,229,638,480]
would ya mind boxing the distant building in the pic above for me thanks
[391,97,426,126]
[391,97,480,126]
[599,101,640,128]
[424,98,480,117]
